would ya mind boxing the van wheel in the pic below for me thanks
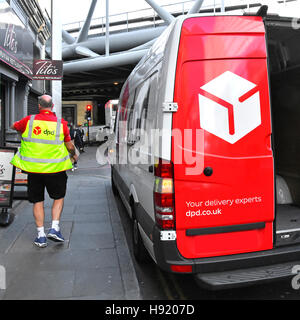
[132,214,150,263]
[111,171,118,196]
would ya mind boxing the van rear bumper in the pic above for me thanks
[153,226,300,289]
[195,262,299,290]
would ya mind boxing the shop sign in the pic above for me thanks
[0,147,17,208]
[33,60,63,80]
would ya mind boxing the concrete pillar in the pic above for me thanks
[5,84,10,129]
[10,81,16,125]
[51,0,62,118]
[105,0,109,57]
[23,82,30,117]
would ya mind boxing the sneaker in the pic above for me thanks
[47,228,65,242]
[34,236,47,248]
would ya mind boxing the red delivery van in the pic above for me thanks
[111,12,300,289]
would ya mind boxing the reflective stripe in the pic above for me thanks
[22,115,63,145]
[28,115,35,135]
[17,152,70,164]
[21,137,64,145]
[56,118,61,140]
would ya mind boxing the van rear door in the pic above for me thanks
[172,16,274,259]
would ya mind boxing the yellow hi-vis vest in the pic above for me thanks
[11,115,73,173]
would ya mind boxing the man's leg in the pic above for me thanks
[47,198,65,242]
[33,201,45,228]
[51,198,64,221]
[46,172,67,242]
[28,174,47,248]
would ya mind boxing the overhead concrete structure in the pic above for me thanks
[59,0,297,103]
[62,29,76,45]
[62,26,166,59]
[188,0,205,14]
[76,0,98,44]
[64,49,148,74]
[61,0,181,102]
[144,0,175,24]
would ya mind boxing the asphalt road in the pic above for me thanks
[113,191,300,300]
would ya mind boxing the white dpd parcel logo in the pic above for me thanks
[198,71,261,144]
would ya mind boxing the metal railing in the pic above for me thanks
[63,0,198,37]
[62,0,298,38]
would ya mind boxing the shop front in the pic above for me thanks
[0,0,49,146]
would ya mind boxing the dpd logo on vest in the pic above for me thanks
[44,129,55,136]
[198,71,261,144]
[33,126,42,135]
[33,126,55,136]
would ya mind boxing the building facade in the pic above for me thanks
[62,100,96,127]
[0,0,50,146]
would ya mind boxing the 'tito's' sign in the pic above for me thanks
[33,60,63,80]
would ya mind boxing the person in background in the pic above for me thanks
[76,124,85,153]
[69,123,75,141]
[74,126,84,153]
[10,95,78,248]
[69,123,78,171]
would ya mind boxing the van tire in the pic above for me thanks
[111,171,118,196]
[132,211,150,263]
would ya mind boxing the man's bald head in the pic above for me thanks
[38,95,53,109]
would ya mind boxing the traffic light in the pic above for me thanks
[85,105,92,120]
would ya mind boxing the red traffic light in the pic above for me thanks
[86,105,92,111]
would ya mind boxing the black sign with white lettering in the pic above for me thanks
[33,60,63,80]
[0,148,17,208]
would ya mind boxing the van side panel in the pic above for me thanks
[172,17,274,258]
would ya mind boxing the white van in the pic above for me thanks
[111,12,300,289]
[96,100,119,143]
[105,100,119,133]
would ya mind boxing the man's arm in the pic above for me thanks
[65,140,78,161]
[10,117,30,133]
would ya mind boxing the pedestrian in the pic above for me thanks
[69,123,75,141]
[10,95,78,248]
[74,126,84,153]
[69,123,78,171]
[76,124,85,153]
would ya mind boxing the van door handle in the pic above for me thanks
[204,167,213,176]
[149,165,154,173]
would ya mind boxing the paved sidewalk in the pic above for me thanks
[0,146,140,300]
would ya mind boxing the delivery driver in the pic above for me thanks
[10,95,78,248]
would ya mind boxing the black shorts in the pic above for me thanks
[27,171,68,203]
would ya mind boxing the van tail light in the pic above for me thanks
[170,265,193,273]
[154,158,175,230]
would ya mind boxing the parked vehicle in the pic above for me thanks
[82,125,102,143]
[96,125,111,143]
[111,12,300,289]
[96,100,118,143]
[105,99,118,133]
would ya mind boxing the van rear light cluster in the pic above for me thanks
[170,265,193,273]
[154,158,175,229]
